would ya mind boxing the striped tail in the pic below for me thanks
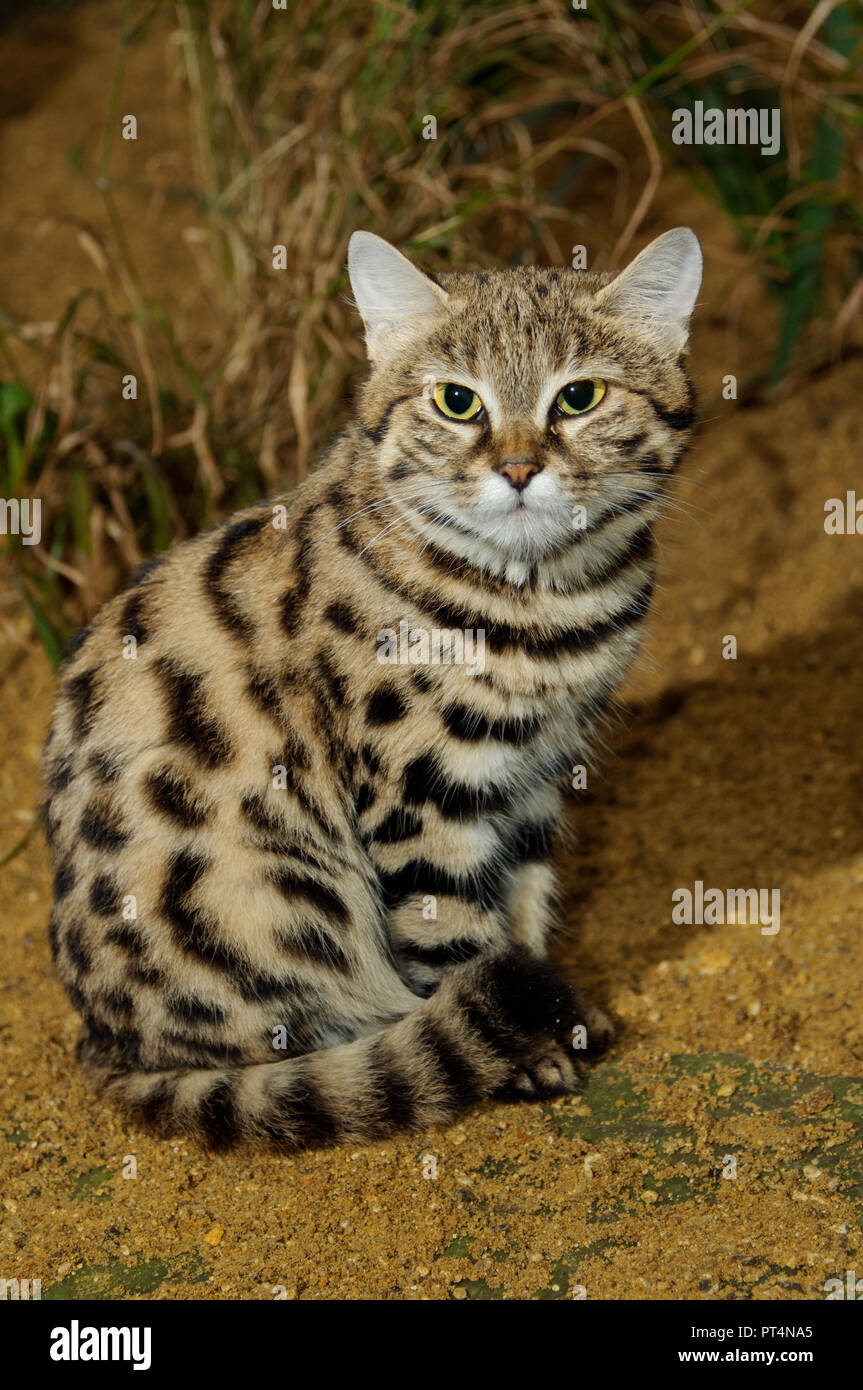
[81,948,598,1150]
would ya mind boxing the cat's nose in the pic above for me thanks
[496,458,543,491]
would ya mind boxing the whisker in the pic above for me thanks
[353,497,443,560]
[313,488,434,544]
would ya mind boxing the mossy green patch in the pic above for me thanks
[663,1052,744,1076]
[642,1172,697,1205]
[69,1165,116,1202]
[535,1258,577,1300]
[544,1065,648,1143]
[545,1053,863,1231]
[438,1233,473,1260]
[473,1156,517,1178]
[534,1238,629,1299]
[42,1251,210,1300]
[453,1276,504,1300]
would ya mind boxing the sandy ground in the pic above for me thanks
[1,2,861,1301]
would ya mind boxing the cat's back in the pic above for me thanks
[42,455,348,781]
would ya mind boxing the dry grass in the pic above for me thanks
[1,0,861,658]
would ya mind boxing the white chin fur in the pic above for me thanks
[467,472,575,558]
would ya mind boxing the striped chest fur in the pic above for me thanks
[42,227,701,1150]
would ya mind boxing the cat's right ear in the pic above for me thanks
[595,227,702,355]
[348,232,449,361]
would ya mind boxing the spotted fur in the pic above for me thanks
[42,228,701,1148]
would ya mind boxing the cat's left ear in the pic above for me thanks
[348,231,449,361]
[595,228,702,354]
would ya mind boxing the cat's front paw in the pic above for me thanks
[494,984,616,1102]
[498,1039,583,1100]
[573,990,616,1058]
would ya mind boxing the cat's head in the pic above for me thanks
[347,228,701,563]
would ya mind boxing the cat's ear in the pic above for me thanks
[595,228,702,354]
[348,231,449,360]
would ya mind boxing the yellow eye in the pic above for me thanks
[555,379,606,416]
[433,382,483,420]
